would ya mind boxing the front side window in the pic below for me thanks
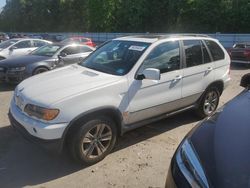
[0,39,19,49]
[80,40,150,75]
[205,40,225,61]
[14,40,32,49]
[184,40,203,68]
[141,41,180,74]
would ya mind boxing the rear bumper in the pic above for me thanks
[231,60,250,64]
[9,111,63,153]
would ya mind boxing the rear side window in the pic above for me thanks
[78,46,93,53]
[201,42,212,64]
[205,40,225,61]
[184,40,203,67]
[61,46,79,55]
[33,40,47,47]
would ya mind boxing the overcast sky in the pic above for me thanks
[0,0,5,9]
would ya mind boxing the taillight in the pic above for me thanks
[227,49,232,57]
[243,50,250,57]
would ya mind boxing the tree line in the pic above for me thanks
[0,0,250,33]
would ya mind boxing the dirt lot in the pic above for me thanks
[0,65,249,188]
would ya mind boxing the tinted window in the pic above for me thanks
[141,41,180,74]
[205,40,225,61]
[61,46,79,55]
[202,42,212,64]
[33,40,47,47]
[184,40,203,67]
[14,40,32,48]
[80,38,89,43]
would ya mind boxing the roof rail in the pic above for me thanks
[159,34,210,39]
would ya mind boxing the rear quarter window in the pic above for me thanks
[205,40,225,61]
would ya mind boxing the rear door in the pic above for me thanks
[181,39,215,107]
[58,46,81,66]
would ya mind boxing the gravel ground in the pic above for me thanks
[0,65,249,188]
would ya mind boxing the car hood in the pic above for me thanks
[0,55,52,67]
[17,64,122,106]
[190,90,250,188]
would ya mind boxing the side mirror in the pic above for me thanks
[136,68,161,80]
[240,73,250,90]
[9,46,17,51]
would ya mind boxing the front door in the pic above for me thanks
[127,41,183,124]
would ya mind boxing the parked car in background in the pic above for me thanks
[61,36,96,47]
[228,42,250,65]
[0,32,10,42]
[166,73,250,188]
[0,38,51,61]
[0,43,94,83]
[9,34,230,165]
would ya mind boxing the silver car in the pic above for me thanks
[0,38,51,60]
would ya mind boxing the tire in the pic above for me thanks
[196,87,220,118]
[33,67,49,75]
[68,116,117,165]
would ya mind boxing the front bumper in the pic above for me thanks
[9,112,63,153]
[5,71,27,83]
[9,99,69,153]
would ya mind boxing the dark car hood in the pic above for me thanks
[0,55,52,67]
[190,90,250,188]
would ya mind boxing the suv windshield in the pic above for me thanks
[0,39,18,49]
[80,40,150,75]
[32,44,61,57]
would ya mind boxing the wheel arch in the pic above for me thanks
[206,80,224,95]
[61,106,123,150]
[32,65,50,75]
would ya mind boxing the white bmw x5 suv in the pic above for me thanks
[9,34,230,164]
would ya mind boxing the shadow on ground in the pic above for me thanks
[0,111,198,188]
[230,63,250,70]
[0,83,16,92]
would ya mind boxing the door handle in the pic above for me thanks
[174,75,182,81]
[207,67,213,72]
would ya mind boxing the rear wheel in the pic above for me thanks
[69,117,117,165]
[33,67,49,75]
[196,87,220,118]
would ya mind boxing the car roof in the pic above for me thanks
[115,34,211,43]
[52,42,94,49]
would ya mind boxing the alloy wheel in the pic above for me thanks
[81,123,112,159]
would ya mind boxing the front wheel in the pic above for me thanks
[196,87,220,118]
[69,117,117,165]
[33,67,49,75]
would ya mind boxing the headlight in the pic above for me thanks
[24,104,59,121]
[8,67,26,72]
[176,139,209,188]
